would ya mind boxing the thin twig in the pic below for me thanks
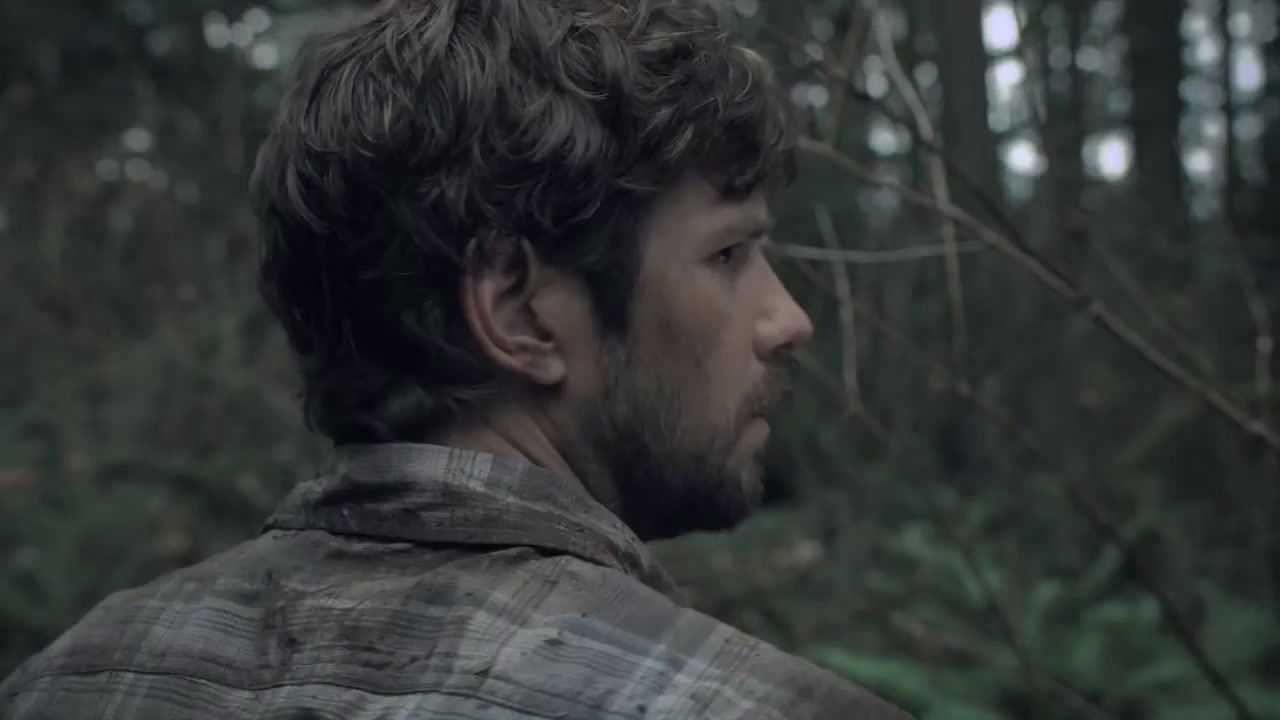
[772,240,982,263]
[815,204,861,404]
[1093,240,1219,381]
[760,22,1028,246]
[887,613,1118,720]
[867,0,967,375]
[797,137,1280,456]
[1015,0,1048,132]
[1240,278,1276,442]
[795,349,886,438]
[1225,224,1279,610]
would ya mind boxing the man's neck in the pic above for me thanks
[423,410,622,515]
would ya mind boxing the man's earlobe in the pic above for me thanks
[522,355,567,385]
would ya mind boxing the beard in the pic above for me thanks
[577,341,787,541]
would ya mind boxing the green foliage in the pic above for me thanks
[808,647,1005,720]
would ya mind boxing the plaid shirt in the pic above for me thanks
[2,443,908,719]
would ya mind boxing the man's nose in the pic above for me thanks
[755,264,814,360]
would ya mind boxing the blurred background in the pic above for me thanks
[2,0,1278,717]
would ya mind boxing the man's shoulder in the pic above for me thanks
[3,532,908,719]
[539,556,909,719]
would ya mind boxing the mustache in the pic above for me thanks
[740,365,792,424]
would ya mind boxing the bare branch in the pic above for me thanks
[772,240,982,264]
[759,22,1027,244]
[887,613,1119,720]
[1014,0,1048,132]
[815,204,861,404]
[825,3,870,141]
[1093,240,1219,381]
[797,137,1280,456]
[1220,229,1275,454]
[866,0,967,373]
[1224,223,1279,608]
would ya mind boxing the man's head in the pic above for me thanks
[253,0,813,539]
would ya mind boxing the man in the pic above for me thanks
[2,1,909,717]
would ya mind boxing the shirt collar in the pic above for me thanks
[263,442,680,597]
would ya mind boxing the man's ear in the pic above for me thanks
[460,237,569,386]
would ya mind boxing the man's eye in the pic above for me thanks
[714,243,745,267]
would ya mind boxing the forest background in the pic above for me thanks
[2,0,1278,718]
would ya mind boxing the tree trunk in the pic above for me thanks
[1255,7,1280,620]
[1123,0,1190,269]
[936,0,1003,217]
[1041,0,1092,273]
[1221,0,1239,227]
[933,0,1000,490]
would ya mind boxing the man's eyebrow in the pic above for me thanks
[714,215,774,241]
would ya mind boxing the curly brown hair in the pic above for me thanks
[252,0,795,444]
